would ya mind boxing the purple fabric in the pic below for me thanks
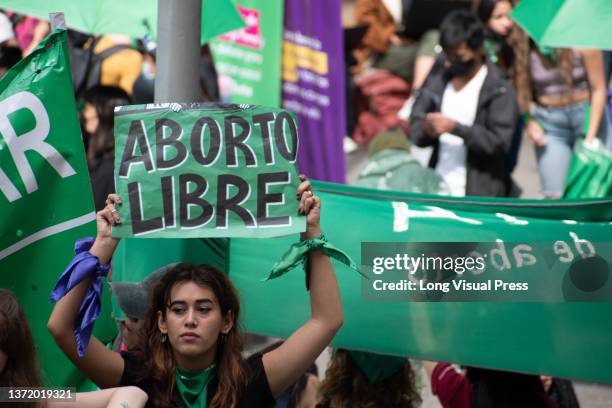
[50,238,110,357]
[282,0,346,183]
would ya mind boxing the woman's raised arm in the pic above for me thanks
[262,177,343,397]
[47,194,125,388]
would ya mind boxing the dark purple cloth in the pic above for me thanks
[50,238,110,357]
[282,0,346,183]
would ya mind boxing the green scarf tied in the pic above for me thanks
[175,364,216,408]
[484,36,503,64]
[265,232,367,287]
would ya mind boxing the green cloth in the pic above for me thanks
[266,233,365,283]
[356,149,450,195]
[511,0,612,50]
[0,0,245,44]
[347,350,406,383]
[111,180,612,384]
[563,139,612,198]
[484,36,503,64]
[367,129,410,157]
[175,365,216,408]
[371,29,440,83]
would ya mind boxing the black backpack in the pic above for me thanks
[70,36,130,99]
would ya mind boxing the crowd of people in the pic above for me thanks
[2,188,579,408]
[349,0,611,199]
[1,0,610,407]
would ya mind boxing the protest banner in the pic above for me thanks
[0,30,115,386]
[282,0,346,183]
[210,0,284,107]
[112,103,305,238]
[114,182,612,383]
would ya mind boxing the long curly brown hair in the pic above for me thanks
[135,264,248,408]
[507,0,576,112]
[316,349,421,408]
[0,289,43,408]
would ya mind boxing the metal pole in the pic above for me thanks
[155,0,202,103]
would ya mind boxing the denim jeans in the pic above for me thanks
[533,102,611,197]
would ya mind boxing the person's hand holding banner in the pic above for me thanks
[112,103,306,238]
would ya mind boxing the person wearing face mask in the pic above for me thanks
[132,38,156,104]
[409,10,519,197]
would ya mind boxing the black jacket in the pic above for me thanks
[409,60,520,197]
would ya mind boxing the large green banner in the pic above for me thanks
[0,31,95,259]
[112,103,305,238]
[210,0,284,106]
[114,182,612,383]
[0,30,115,386]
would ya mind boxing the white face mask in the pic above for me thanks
[141,61,155,80]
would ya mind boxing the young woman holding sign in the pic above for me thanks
[48,177,343,407]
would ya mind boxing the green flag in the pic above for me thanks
[511,0,612,50]
[0,29,95,261]
[0,29,115,386]
[0,0,245,44]
[114,181,612,384]
[112,103,305,238]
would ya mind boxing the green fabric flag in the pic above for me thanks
[563,139,612,198]
[0,29,115,386]
[112,103,305,239]
[0,0,245,44]
[210,0,284,106]
[111,182,612,384]
[511,0,612,50]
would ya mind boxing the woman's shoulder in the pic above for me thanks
[238,352,276,407]
[119,351,152,389]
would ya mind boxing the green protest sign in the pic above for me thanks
[0,30,115,387]
[112,103,305,238]
[210,0,284,106]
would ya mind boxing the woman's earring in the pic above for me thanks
[161,333,167,343]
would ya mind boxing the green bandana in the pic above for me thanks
[484,36,503,64]
[175,364,216,408]
[347,350,406,383]
[265,232,366,286]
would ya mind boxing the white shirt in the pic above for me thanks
[436,65,488,196]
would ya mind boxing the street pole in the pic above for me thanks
[155,0,202,103]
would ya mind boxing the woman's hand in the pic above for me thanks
[90,194,122,264]
[297,175,321,240]
[96,194,122,241]
[525,119,546,146]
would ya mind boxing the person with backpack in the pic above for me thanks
[71,33,143,99]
